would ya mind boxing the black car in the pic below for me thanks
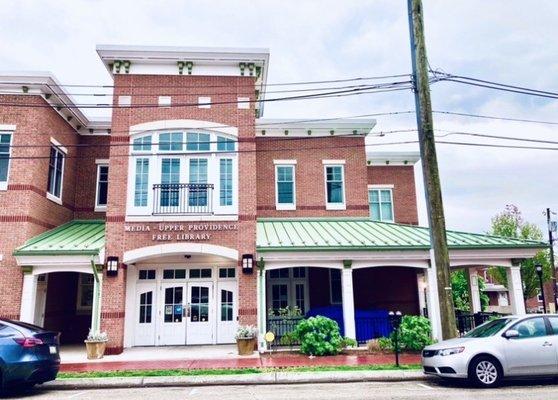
[0,319,60,391]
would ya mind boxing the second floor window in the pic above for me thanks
[324,164,345,209]
[95,164,109,209]
[220,158,233,206]
[134,158,149,207]
[0,132,11,190]
[47,145,65,199]
[275,164,295,210]
[369,188,394,222]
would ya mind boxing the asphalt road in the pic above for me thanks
[3,379,558,399]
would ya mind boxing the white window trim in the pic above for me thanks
[158,96,171,107]
[329,269,342,305]
[95,163,109,211]
[275,164,296,211]
[0,129,14,191]
[198,97,211,109]
[368,186,395,222]
[273,159,297,165]
[46,142,65,203]
[324,164,346,210]
[322,159,346,165]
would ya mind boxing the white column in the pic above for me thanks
[90,270,103,334]
[417,271,427,316]
[468,268,482,313]
[20,272,38,324]
[425,260,442,341]
[257,267,267,351]
[506,266,526,315]
[341,266,356,340]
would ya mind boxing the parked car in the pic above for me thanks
[0,319,60,391]
[422,314,558,387]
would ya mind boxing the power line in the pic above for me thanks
[433,110,558,126]
[1,73,412,89]
[0,81,415,109]
[435,130,558,145]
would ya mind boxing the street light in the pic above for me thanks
[389,311,403,367]
[536,263,547,314]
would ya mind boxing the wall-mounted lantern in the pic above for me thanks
[242,254,254,275]
[106,256,119,277]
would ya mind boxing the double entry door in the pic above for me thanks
[159,282,213,345]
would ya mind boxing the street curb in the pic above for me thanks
[44,370,425,390]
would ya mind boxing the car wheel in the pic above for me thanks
[469,356,502,388]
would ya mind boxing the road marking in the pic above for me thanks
[189,388,198,396]
[416,383,433,389]
[66,391,89,399]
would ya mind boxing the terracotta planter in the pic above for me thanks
[84,340,107,360]
[236,337,256,355]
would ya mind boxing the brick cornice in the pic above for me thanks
[7,184,75,211]
[106,215,126,222]
[110,136,130,143]
[0,215,55,229]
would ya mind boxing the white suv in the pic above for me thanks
[422,314,558,387]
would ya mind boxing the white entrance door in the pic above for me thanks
[159,284,186,345]
[34,275,48,327]
[217,281,238,343]
[186,282,213,345]
[134,285,156,346]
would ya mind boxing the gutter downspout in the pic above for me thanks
[257,257,266,351]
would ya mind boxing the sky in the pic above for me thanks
[0,0,556,235]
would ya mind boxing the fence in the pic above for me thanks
[266,317,304,347]
[456,312,504,335]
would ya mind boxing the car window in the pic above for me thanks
[512,317,548,338]
[464,318,515,338]
[0,323,19,337]
[548,317,558,334]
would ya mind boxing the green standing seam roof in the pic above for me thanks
[256,218,548,252]
[13,220,105,256]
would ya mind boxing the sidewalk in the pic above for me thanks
[60,352,422,373]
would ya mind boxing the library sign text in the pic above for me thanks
[123,223,238,241]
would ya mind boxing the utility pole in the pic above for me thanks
[546,208,557,311]
[407,0,457,339]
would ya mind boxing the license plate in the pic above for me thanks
[49,345,57,354]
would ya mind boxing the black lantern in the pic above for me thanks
[535,263,547,313]
[106,256,119,277]
[242,254,254,275]
[389,311,403,367]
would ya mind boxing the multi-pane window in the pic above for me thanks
[0,133,11,189]
[134,158,149,207]
[133,135,152,151]
[325,165,344,206]
[164,287,183,323]
[76,274,94,311]
[138,269,156,280]
[369,188,394,222]
[295,283,306,314]
[220,158,233,206]
[190,268,212,279]
[159,132,183,151]
[186,132,210,151]
[47,145,65,199]
[276,165,295,208]
[139,291,153,324]
[271,284,289,311]
[161,158,180,207]
[163,269,186,279]
[217,136,235,151]
[190,286,210,322]
[329,269,342,304]
[219,268,236,278]
[220,290,234,321]
[95,165,109,208]
[189,158,208,206]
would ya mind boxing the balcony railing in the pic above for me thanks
[152,183,214,215]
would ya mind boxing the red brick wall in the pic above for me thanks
[0,95,79,319]
[103,74,258,352]
[367,165,418,225]
[255,137,369,217]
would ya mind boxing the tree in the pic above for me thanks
[488,205,551,299]
[451,270,489,312]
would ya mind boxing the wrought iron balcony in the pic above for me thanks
[152,183,214,215]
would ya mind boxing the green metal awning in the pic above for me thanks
[256,218,548,252]
[13,220,105,256]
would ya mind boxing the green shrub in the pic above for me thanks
[379,315,433,352]
[292,316,343,356]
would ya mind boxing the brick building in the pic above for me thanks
[0,45,546,354]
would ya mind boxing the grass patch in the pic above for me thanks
[58,364,420,379]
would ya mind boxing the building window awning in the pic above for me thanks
[256,218,548,252]
[13,220,105,257]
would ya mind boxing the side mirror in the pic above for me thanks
[504,329,519,339]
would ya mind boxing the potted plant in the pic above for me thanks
[235,325,258,355]
[84,330,108,360]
